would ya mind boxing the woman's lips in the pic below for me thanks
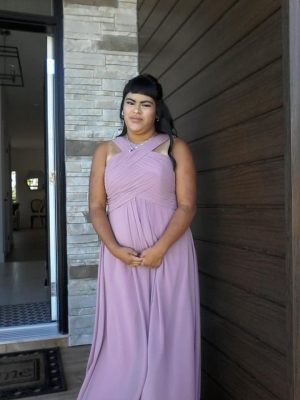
[130,117,143,122]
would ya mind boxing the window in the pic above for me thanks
[11,170,17,202]
[25,170,44,191]
[26,177,39,191]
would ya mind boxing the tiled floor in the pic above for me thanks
[0,260,50,306]
[1,228,49,306]
[0,228,50,328]
[0,228,75,393]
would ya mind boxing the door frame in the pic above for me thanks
[283,0,300,398]
[0,0,68,334]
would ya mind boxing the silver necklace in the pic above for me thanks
[126,135,153,152]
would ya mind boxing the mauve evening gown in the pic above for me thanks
[77,133,201,400]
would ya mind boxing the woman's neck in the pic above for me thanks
[126,129,157,144]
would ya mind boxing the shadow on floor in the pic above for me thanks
[7,228,47,262]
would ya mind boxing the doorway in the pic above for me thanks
[0,0,67,338]
[0,28,54,329]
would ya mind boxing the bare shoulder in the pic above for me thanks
[94,140,108,154]
[172,136,193,160]
[92,141,108,167]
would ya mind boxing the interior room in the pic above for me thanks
[0,28,51,328]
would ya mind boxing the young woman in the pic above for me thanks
[77,74,201,400]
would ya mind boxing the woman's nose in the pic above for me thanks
[134,104,141,113]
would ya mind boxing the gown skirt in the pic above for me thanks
[77,133,201,400]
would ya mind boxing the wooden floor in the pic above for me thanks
[25,345,90,400]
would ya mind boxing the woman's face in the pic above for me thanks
[123,92,156,135]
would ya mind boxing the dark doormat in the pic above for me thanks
[0,302,51,327]
[0,347,67,399]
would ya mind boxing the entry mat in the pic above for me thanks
[0,302,51,327]
[0,347,66,399]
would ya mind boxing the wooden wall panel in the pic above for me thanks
[140,0,236,77]
[138,0,286,398]
[189,109,284,171]
[138,0,158,28]
[201,308,287,398]
[201,372,233,400]
[192,208,284,256]
[166,10,282,117]
[199,274,286,353]
[142,0,281,92]
[197,158,284,205]
[202,340,279,400]
[282,1,300,397]
[137,0,144,10]
[138,0,178,50]
[175,59,282,141]
[195,241,286,304]
[139,0,200,69]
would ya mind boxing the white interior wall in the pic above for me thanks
[3,114,12,254]
[0,0,52,15]
[11,148,45,229]
[0,88,13,258]
[0,87,4,262]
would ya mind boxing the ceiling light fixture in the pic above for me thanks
[0,29,24,87]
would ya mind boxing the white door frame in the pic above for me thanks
[46,34,58,322]
[0,2,68,334]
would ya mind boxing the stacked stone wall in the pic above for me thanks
[63,0,137,345]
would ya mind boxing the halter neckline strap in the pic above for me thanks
[114,133,169,152]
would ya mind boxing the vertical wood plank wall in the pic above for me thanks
[137,1,287,399]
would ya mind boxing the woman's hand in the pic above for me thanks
[113,246,143,267]
[140,246,165,269]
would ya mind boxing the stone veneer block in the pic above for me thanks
[96,35,137,52]
[69,315,95,329]
[69,294,97,309]
[69,334,93,346]
[66,140,102,156]
[65,0,118,6]
[69,265,99,279]
[71,307,96,316]
[64,0,137,346]
[64,52,106,66]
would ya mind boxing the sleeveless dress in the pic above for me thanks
[77,133,201,400]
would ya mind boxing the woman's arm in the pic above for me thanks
[140,137,197,268]
[89,143,142,267]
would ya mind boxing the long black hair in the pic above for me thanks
[118,73,177,169]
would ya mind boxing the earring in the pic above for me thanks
[156,115,160,122]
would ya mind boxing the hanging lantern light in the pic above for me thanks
[0,29,24,87]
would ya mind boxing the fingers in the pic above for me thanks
[140,259,158,269]
[131,262,142,267]
[125,248,160,269]
[130,261,142,267]
[129,252,143,267]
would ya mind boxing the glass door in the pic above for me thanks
[46,34,57,321]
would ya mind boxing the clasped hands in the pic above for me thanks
[114,245,164,269]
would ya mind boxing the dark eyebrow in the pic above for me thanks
[125,97,154,104]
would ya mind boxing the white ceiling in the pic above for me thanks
[4,29,46,149]
[0,0,52,16]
